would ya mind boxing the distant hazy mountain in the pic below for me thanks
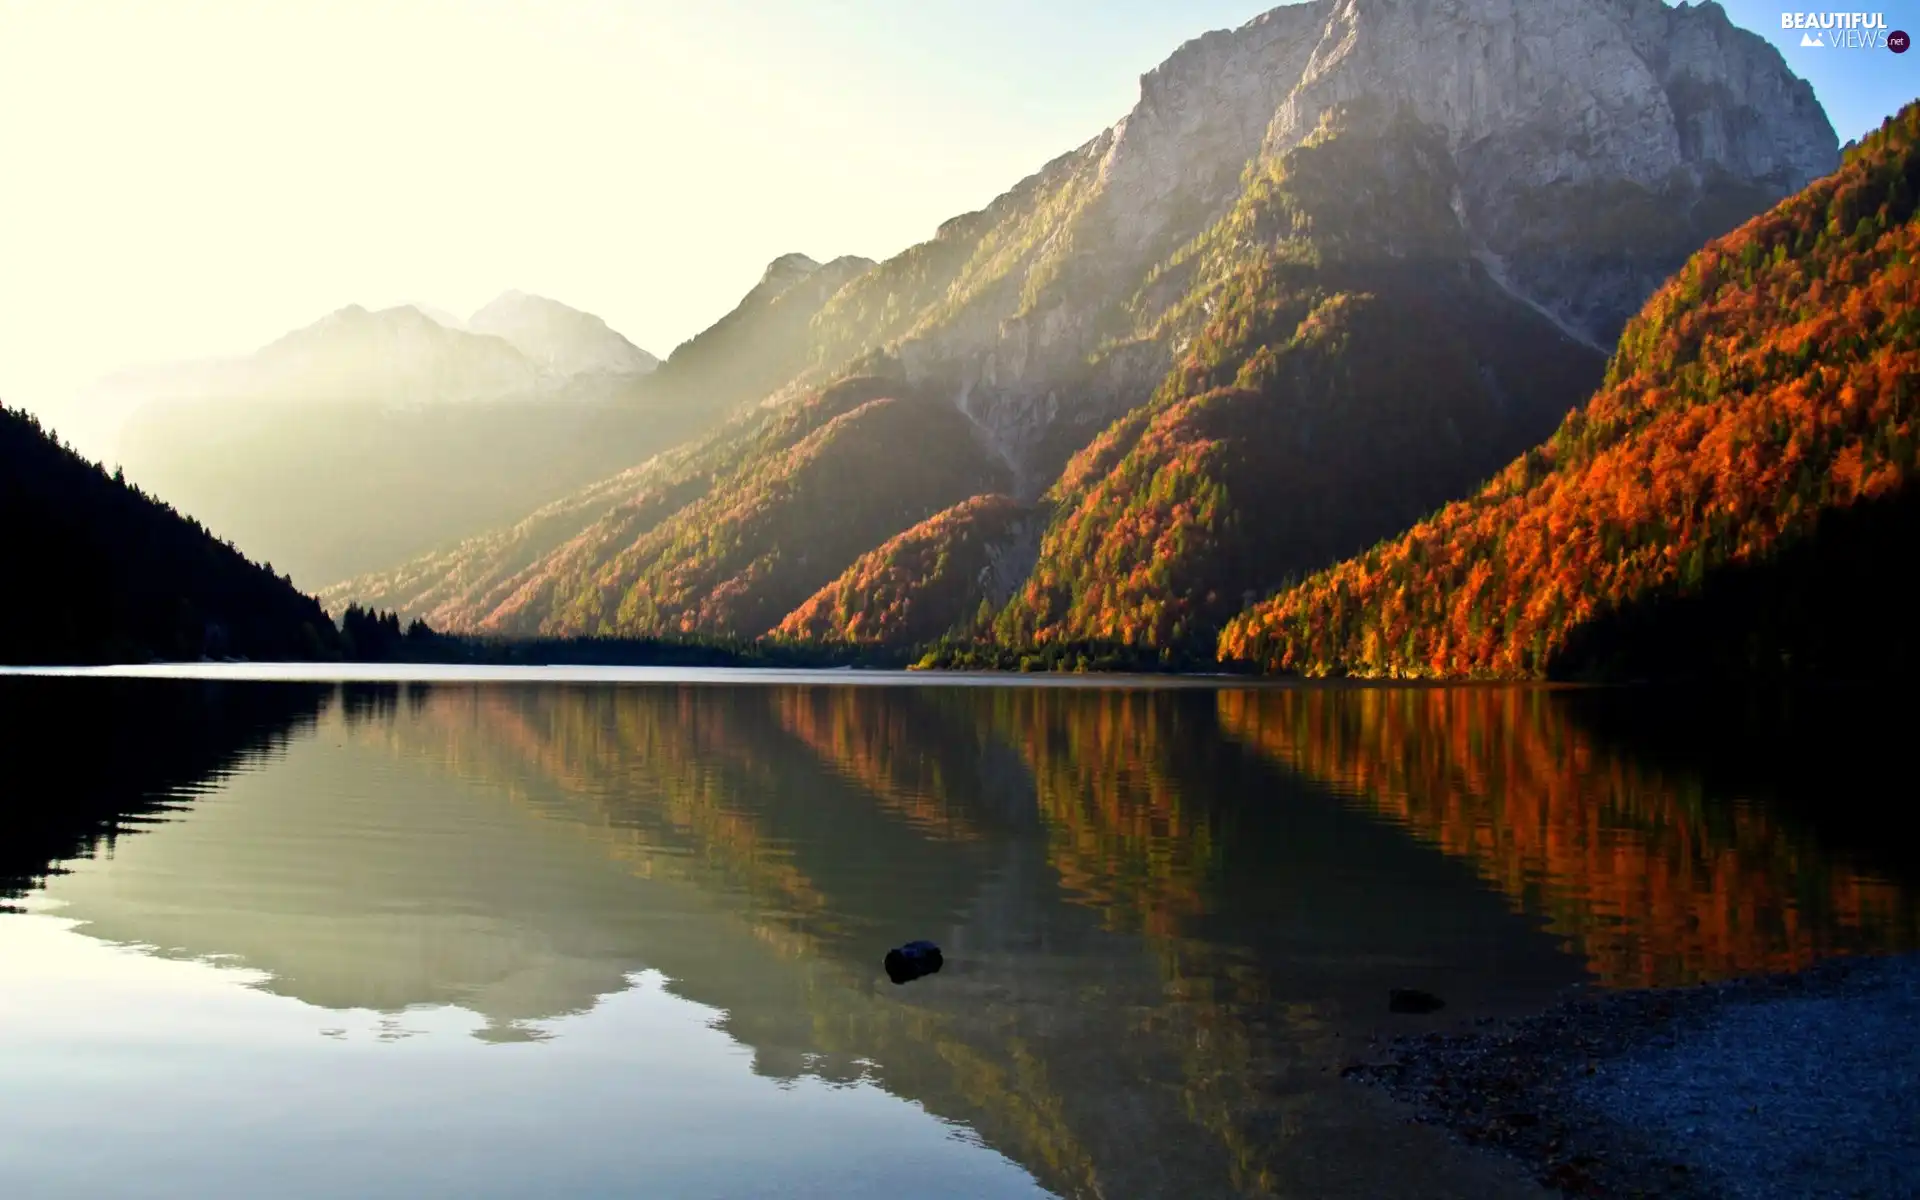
[468,291,660,379]
[115,262,875,589]
[323,252,886,619]
[411,304,469,331]
[99,297,655,416]
[242,303,552,402]
[87,305,547,412]
[104,298,660,587]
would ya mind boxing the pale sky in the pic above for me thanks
[0,0,1911,428]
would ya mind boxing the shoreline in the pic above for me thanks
[1343,954,1920,1198]
[0,660,1591,688]
[5,656,1912,692]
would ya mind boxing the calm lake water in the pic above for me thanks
[2,671,1916,1199]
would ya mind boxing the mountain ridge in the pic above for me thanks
[112,249,895,590]
[326,0,1843,651]
[821,0,1838,487]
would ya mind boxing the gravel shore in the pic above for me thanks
[1343,954,1920,1198]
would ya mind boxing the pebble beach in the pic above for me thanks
[1344,955,1920,1198]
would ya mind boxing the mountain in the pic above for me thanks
[47,302,534,462]
[810,0,1835,481]
[112,262,866,589]
[773,494,1039,647]
[329,373,1009,637]
[328,0,1837,648]
[529,376,1007,640]
[94,304,547,413]
[993,100,1605,650]
[0,405,340,664]
[317,254,884,624]
[1219,101,1920,681]
[107,302,636,587]
[312,458,688,633]
[210,302,548,403]
[410,304,469,331]
[467,291,660,379]
[652,253,876,416]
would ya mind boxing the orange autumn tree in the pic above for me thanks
[1221,102,1920,679]
[773,494,1033,648]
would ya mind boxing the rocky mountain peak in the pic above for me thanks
[884,0,1836,441]
[761,253,825,291]
[1258,0,1834,184]
[1234,0,1837,340]
[822,254,878,275]
[468,291,659,379]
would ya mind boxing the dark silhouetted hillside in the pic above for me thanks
[1,405,341,664]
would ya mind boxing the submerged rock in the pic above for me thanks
[884,940,944,985]
[1390,988,1447,1014]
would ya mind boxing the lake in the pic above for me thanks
[2,671,1916,1198]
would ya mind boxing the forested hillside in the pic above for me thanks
[516,378,1009,639]
[331,374,1010,640]
[1220,102,1920,681]
[997,103,1601,652]
[774,494,1037,647]
[1,406,340,664]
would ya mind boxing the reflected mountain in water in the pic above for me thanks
[0,677,329,904]
[21,679,1920,1199]
[1218,687,1920,987]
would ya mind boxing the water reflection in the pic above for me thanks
[1216,687,1920,987]
[0,677,330,901]
[4,678,1917,1199]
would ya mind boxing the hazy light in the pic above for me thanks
[0,0,1269,433]
[0,0,1908,448]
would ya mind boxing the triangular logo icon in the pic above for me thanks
[1800,30,1825,46]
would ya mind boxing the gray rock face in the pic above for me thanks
[856,0,1836,480]
[1266,0,1832,189]
[1260,0,1837,344]
[1097,3,1332,269]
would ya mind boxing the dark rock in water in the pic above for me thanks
[884,940,944,985]
[1390,988,1446,1014]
